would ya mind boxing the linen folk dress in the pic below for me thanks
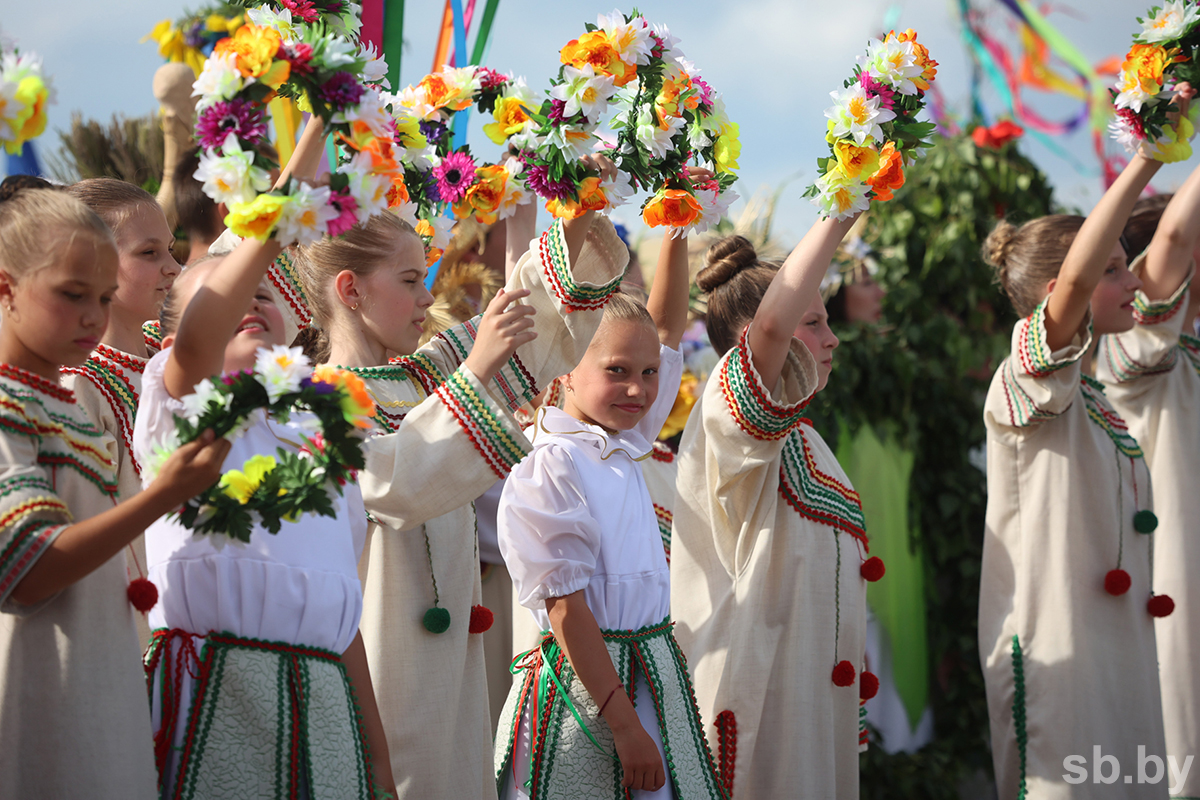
[670,329,869,800]
[134,348,376,800]
[0,364,158,800]
[980,300,1167,799]
[354,217,629,800]
[495,344,726,800]
[1096,271,1199,798]
[61,343,154,646]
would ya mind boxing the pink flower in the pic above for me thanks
[280,0,320,23]
[326,190,360,237]
[196,99,268,150]
[858,71,895,111]
[434,150,478,204]
[281,43,314,77]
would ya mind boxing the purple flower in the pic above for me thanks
[184,20,207,50]
[521,159,575,202]
[858,71,895,111]
[196,99,269,150]
[300,376,338,394]
[317,72,366,112]
[416,168,441,204]
[434,150,477,204]
[419,119,449,148]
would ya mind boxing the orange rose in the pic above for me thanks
[560,31,636,87]
[419,73,473,112]
[866,141,904,202]
[1124,43,1183,97]
[214,24,289,88]
[642,188,703,229]
[453,164,509,224]
[386,178,410,208]
[545,196,584,220]
[655,71,698,129]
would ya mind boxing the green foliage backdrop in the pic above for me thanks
[804,131,1057,798]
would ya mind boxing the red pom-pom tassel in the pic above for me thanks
[832,660,856,687]
[468,604,494,634]
[1104,569,1131,596]
[859,670,880,700]
[860,557,886,582]
[1148,594,1175,618]
[127,578,158,613]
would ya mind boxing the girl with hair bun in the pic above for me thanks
[671,212,869,798]
[977,88,1194,799]
[1094,160,1200,798]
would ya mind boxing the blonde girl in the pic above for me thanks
[976,100,1190,796]
[0,188,228,799]
[291,154,629,799]
[132,122,395,798]
[61,178,181,642]
[670,212,869,799]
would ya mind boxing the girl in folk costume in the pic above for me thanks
[133,122,395,799]
[495,220,727,800]
[0,189,229,799]
[61,178,181,645]
[1095,168,1200,796]
[291,154,629,800]
[671,216,872,799]
[977,106,1188,797]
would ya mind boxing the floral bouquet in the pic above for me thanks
[0,32,53,156]
[1110,2,1200,162]
[803,29,939,221]
[384,64,535,263]
[513,9,740,235]
[147,346,375,542]
[191,3,404,245]
[144,4,246,76]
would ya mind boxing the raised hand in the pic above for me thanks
[462,287,538,383]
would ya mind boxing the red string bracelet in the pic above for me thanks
[599,684,623,716]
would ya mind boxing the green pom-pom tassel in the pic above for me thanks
[423,607,451,633]
[1134,509,1158,534]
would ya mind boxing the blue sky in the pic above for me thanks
[3,0,1188,243]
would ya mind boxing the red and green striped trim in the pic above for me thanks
[435,367,530,479]
[0,363,75,402]
[650,441,674,463]
[61,346,147,477]
[998,359,1060,428]
[0,517,66,601]
[267,251,313,331]
[537,219,623,313]
[1182,333,1200,377]
[143,320,163,351]
[1080,376,1143,459]
[778,425,868,545]
[1099,333,1177,384]
[436,318,539,410]
[1133,285,1187,326]
[719,328,809,441]
[654,503,672,562]
[1015,298,1083,379]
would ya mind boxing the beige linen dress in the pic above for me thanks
[354,217,628,799]
[1096,272,1199,798]
[981,299,1168,799]
[0,364,157,799]
[671,328,869,799]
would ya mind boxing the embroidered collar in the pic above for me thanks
[777,422,868,546]
[0,363,75,403]
[1080,375,1143,458]
[532,405,654,462]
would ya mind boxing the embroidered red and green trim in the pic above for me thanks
[1011,635,1028,800]
[537,220,623,313]
[654,503,672,562]
[649,441,675,464]
[0,363,75,403]
[1015,299,1083,379]
[1181,333,1200,377]
[1132,285,1186,326]
[436,318,538,410]
[143,320,163,352]
[385,352,446,394]
[720,329,809,441]
[0,517,66,600]
[998,358,1061,428]
[267,251,313,331]
[1080,376,1143,458]
[778,425,868,545]
[435,368,530,479]
[61,344,148,477]
[714,710,736,798]
[1099,332,1177,384]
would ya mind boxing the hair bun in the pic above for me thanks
[982,220,1019,274]
[697,235,759,294]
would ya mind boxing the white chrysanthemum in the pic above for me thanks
[333,88,393,137]
[1,51,42,83]
[194,133,272,205]
[635,107,684,160]
[343,169,391,219]
[550,64,617,122]
[323,37,358,69]
[652,23,683,63]
[144,429,182,482]
[690,184,738,236]
[276,183,338,246]
[546,123,597,160]
[246,7,296,41]
[858,37,923,96]
[1113,67,1167,113]
[180,378,231,424]
[391,200,420,228]
[825,85,895,146]
[254,345,311,402]
[814,171,870,221]
[496,167,533,221]
[597,171,633,213]
[597,10,654,66]
[193,51,244,109]
[1136,1,1200,43]
[328,3,363,38]
[359,42,390,88]
[425,214,455,251]
[1109,114,1143,154]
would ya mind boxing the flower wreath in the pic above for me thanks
[1110,2,1200,163]
[0,33,53,156]
[146,346,375,543]
[515,9,741,235]
[803,29,939,221]
[192,2,403,246]
[383,64,535,265]
[144,4,247,76]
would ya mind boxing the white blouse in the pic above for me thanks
[132,349,367,654]
[499,345,683,633]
